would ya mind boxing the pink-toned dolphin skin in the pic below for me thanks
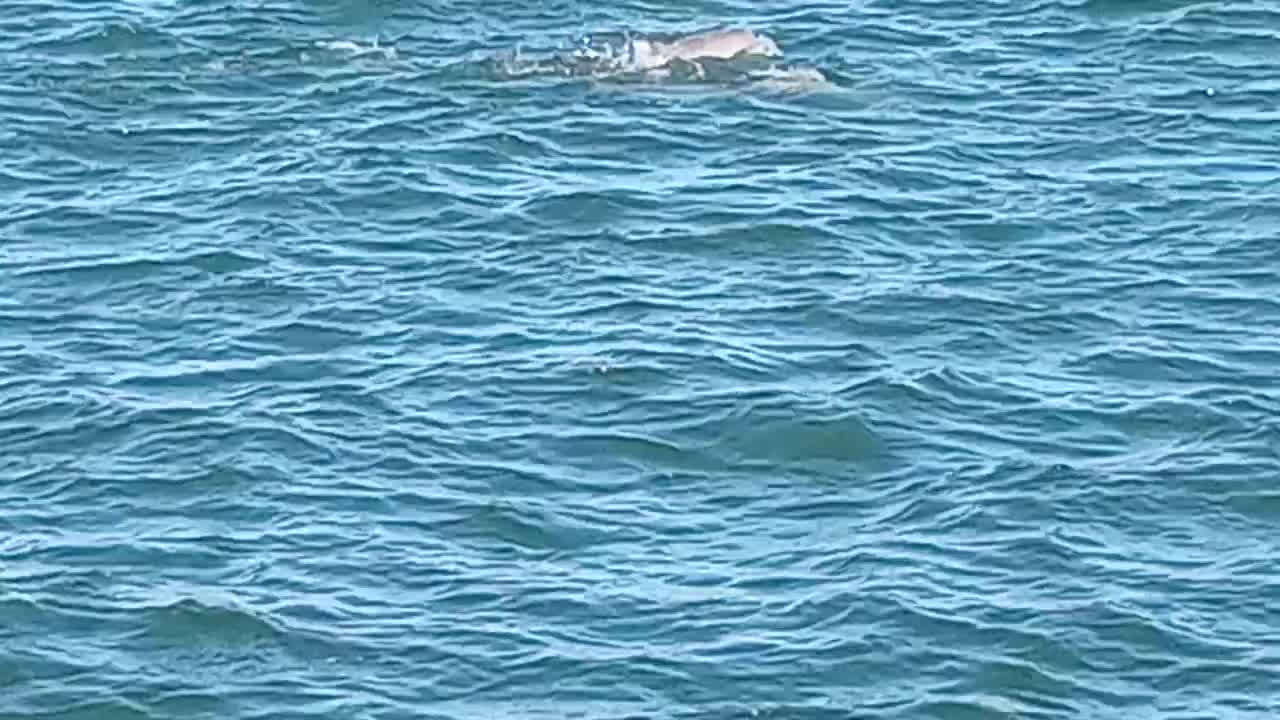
[630,28,782,69]
[658,28,782,61]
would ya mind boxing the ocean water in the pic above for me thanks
[3,0,1280,717]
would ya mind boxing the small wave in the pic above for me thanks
[25,20,182,60]
[15,249,264,282]
[142,596,283,646]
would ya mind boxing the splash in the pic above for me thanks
[309,38,397,61]
[744,65,837,94]
[176,30,834,96]
[491,32,675,81]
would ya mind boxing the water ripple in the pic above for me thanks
[4,0,1280,718]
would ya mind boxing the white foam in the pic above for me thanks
[314,38,397,60]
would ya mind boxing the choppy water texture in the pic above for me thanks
[4,0,1280,717]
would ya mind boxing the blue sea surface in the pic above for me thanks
[3,0,1279,718]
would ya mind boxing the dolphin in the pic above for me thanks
[628,28,782,70]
